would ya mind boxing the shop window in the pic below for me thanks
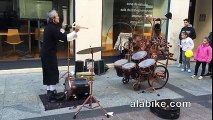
[102,0,169,57]
[19,0,52,19]
[0,0,73,61]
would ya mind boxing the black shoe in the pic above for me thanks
[47,90,57,103]
[55,92,66,101]
[204,72,212,77]
[47,90,65,102]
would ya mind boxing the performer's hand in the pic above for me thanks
[62,22,67,29]
[74,25,80,33]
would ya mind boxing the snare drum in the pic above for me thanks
[64,77,90,99]
[122,62,137,79]
[132,51,147,63]
[139,59,156,74]
[114,59,128,77]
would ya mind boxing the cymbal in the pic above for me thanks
[77,47,105,54]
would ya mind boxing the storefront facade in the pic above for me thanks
[75,0,212,62]
[0,0,212,63]
[73,0,171,61]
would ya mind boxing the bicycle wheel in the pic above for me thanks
[148,65,169,90]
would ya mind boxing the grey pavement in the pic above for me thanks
[0,63,212,120]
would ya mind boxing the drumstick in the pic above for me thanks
[73,26,88,29]
[64,24,89,29]
[72,22,88,29]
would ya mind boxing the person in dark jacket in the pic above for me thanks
[178,18,196,68]
[41,10,79,102]
[205,32,212,77]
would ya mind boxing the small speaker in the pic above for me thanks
[94,59,105,75]
[75,60,84,75]
[85,59,94,71]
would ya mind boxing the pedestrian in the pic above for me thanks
[178,19,196,67]
[41,9,80,102]
[178,32,194,73]
[204,32,212,78]
[191,37,212,80]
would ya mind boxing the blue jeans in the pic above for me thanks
[182,51,190,70]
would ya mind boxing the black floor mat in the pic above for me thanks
[39,94,96,111]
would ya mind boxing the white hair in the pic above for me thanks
[47,10,58,23]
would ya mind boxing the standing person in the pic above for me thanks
[191,37,212,80]
[178,19,196,67]
[41,10,80,102]
[205,32,212,77]
[178,32,194,73]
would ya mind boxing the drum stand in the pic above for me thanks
[73,48,111,119]
[59,41,72,80]
[125,39,133,62]
[142,87,160,96]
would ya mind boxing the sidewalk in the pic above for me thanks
[0,63,212,120]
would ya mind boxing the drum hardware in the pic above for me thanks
[125,54,131,62]
[140,78,161,96]
[140,85,160,96]
[59,41,73,81]
[73,46,113,119]
[122,37,135,62]
[60,22,89,80]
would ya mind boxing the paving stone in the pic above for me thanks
[0,65,212,120]
[1,105,41,120]
[0,105,3,120]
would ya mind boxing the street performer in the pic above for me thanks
[41,9,80,102]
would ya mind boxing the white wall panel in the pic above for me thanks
[168,0,190,63]
[75,0,102,61]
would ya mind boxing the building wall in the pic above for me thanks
[168,0,190,63]
[75,0,102,61]
[193,0,212,53]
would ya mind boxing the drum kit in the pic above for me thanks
[114,36,176,91]
[62,45,112,119]
[113,14,177,92]
[61,14,175,118]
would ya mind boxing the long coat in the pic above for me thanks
[41,23,67,85]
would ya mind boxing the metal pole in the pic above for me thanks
[28,20,31,53]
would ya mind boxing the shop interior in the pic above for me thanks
[0,0,71,61]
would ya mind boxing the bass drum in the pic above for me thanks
[64,77,90,100]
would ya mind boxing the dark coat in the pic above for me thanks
[179,25,196,40]
[208,32,212,47]
[41,23,67,85]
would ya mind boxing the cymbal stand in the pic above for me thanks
[73,48,110,119]
[127,39,133,62]
[59,41,72,80]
